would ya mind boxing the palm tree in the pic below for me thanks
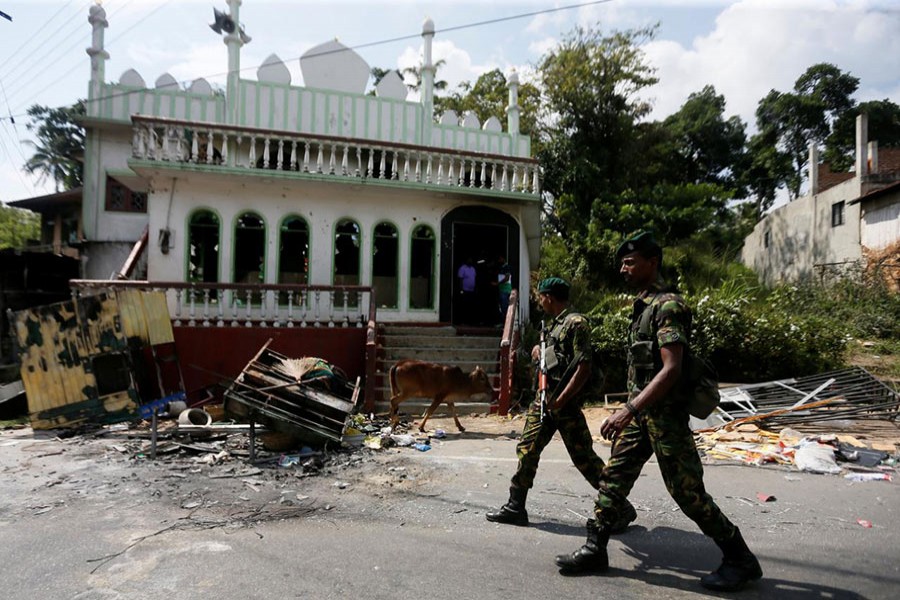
[24,102,85,192]
[402,59,448,93]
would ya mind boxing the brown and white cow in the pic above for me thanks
[389,359,494,433]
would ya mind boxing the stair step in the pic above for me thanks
[381,334,499,349]
[381,325,457,336]
[382,348,498,362]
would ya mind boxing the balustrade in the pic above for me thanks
[70,280,374,330]
[131,116,540,197]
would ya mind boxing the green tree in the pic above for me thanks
[24,101,85,192]
[823,99,900,171]
[752,64,859,199]
[435,68,541,137]
[0,204,40,250]
[661,85,747,189]
[536,25,659,248]
[402,59,448,92]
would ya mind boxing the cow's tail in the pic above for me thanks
[389,363,398,397]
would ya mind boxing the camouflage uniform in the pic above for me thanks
[593,282,737,542]
[510,308,605,491]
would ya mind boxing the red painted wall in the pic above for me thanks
[170,326,366,402]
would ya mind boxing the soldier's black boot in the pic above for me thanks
[555,519,609,574]
[609,501,637,535]
[700,529,763,592]
[486,486,529,526]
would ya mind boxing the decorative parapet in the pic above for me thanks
[71,280,375,329]
[130,115,541,197]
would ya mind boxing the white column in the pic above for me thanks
[86,3,109,116]
[225,0,246,127]
[420,17,435,146]
[506,68,520,137]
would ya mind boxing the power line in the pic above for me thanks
[3,0,142,109]
[0,121,34,199]
[0,0,83,80]
[7,0,167,112]
[0,0,92,86]
[1,0,617,122]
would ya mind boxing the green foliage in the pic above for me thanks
[661,85,748,189]
[435,68,541,137]
[0,204,40,249]
[751,63,859,200]
[537,25,658,243]
[823,99,900,171]
[584,277,851,392]
[25,101,85,192]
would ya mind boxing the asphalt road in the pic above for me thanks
[1,419,897,600]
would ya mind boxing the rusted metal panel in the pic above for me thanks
[11,290,170,429]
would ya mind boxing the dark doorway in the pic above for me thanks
[440,206,519,325]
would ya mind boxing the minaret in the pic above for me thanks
[225,0,245,126]
[420,17,435,145]
[86,1,109,118]
[506,68,520,137]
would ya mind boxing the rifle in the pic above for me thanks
[539,323,549,422]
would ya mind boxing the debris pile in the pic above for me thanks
[223,340,362,447]
[695,423,898,478]
[703,367,899,429]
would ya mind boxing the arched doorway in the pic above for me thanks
[440,206,519,325]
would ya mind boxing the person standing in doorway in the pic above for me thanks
[555,232,762,592]
[456,256,476,325]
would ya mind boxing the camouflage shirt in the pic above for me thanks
[627,281,692,396]
[545,307,592,387]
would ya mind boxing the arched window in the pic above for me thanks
[278,216,309,304]
[333,218,361,286]
[187,210,219,283]
[234,211,266,290]
[372,221,398,309]
[409,225,435,309]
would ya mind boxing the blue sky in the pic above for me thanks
[1,0,898,203]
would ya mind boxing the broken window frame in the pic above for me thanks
[409,224,436,310]
[277,214,310,306]
[187,209,221,286]
[333,218,361,308]
[372,220,399,309]
[233,211,267,305]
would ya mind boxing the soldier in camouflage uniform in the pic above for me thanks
[555,232,763,593]
[486,277,636,533]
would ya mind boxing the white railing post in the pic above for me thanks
[206,130,214,165]
[216,289,225,327]
[173,288,183,326]
[202,289,211,326]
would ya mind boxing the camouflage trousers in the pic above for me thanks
[594,398,737,542]
[510,394,605,490]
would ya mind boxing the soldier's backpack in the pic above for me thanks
[635,298,720,419]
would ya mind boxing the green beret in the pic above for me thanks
[538,276,570,299]
[615,231,662,262]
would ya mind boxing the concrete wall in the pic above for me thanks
[742,177,863,285]
[143,174,531,322]
[82,127,148,243]
[861,190,900,250]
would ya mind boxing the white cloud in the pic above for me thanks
[528,37,557,58]
[398,39,489,94]
[639,0,900,128]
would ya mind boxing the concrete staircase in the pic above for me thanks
[374,324,501,418]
